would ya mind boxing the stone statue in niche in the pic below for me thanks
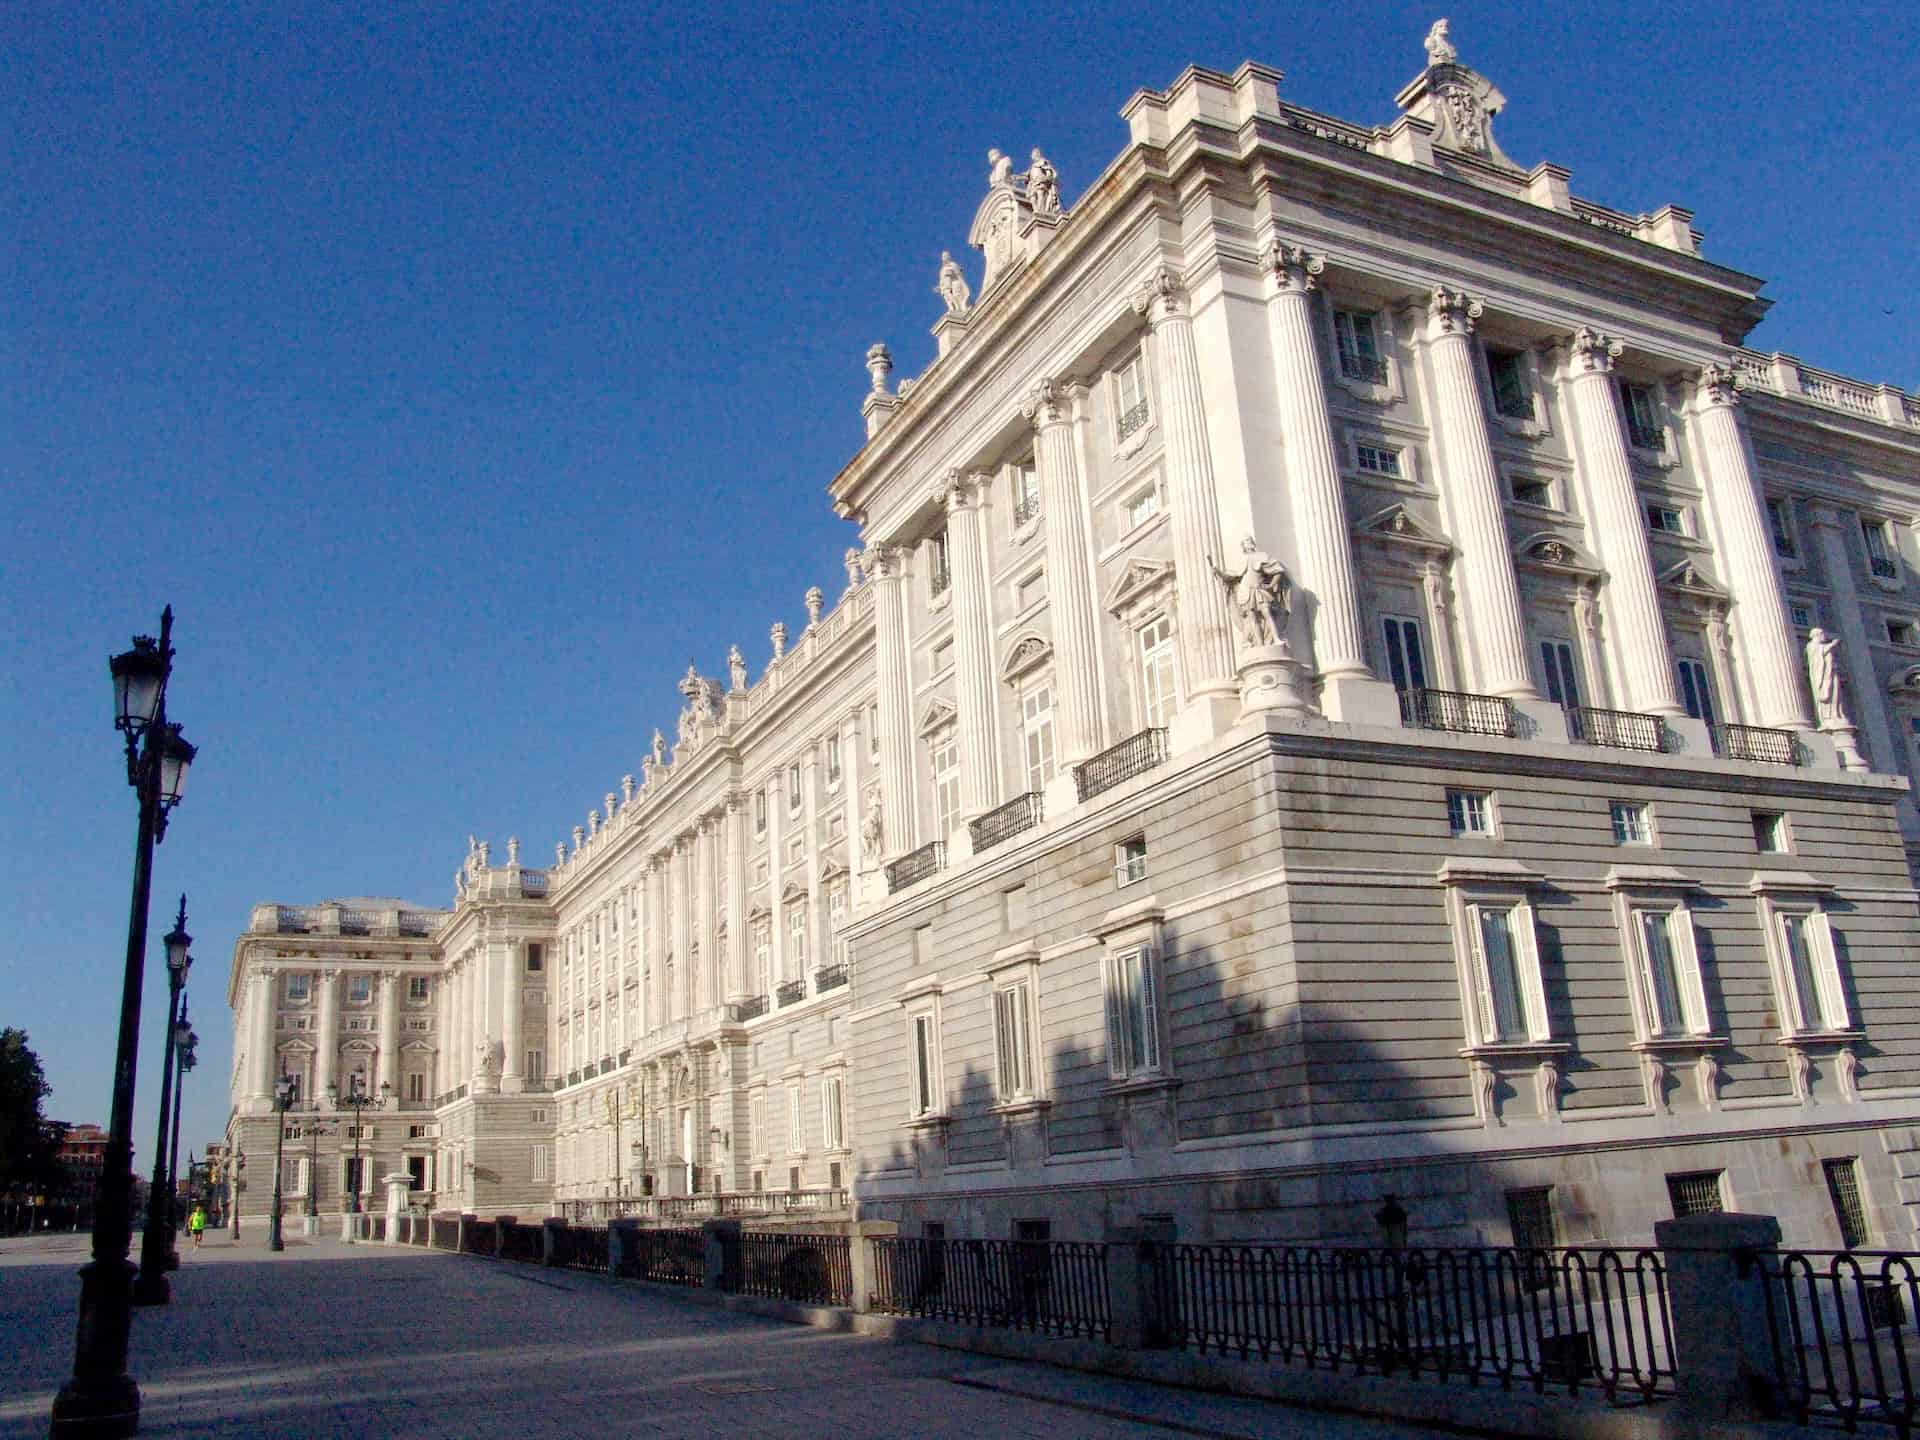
[1807,627,1848,727]
[728,645,748,693]
[1027,149,1060,217]
[861,789,884,868]
[1213,536,1293,651]
[987,147,1015,188]
[1424,17,1457,66]
[936,252,971,315]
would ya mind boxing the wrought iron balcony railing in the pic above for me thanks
[1073,728,1169,803]
[1715,722,1800,766]
[1398,687,1516,738]
[1871,556,1899,579]
[1116,399,1151,440]
[735,994,769,1022]
[776,979,806,1008]
[969,791,1042,853]
[885,840,946,894]
[814,963,849,993]
[1012,492,1041,528]
[1568,705,1664,753]
[1339,354,1389,385]
[1626,417,1665,451]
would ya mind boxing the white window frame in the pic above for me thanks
[1621,380,1666,452]
[1439,862,1552,1049]
[1862,516,1900,581]
[1020,682,1056,794]
[1094,902,1168,1085]
[1511,475,1556,509]
[1137,613,1179,730]
[992,970,1040,1104]
[787,1083,806,1156]
[749,1090,767,1160]
[787,763,803,814]
[930,729,961,836]
[346,974,371,1004]
[1112,350,1150,444]
[907,1006,943,1119]
[1332,308,1387,385]
[786,903,808,973]
[285,973,311,1003]
[1610,801,1654,846]
[1124,485,1162,530]
[927,529,952,599]
[1446,789,1495,838]
[1766,496,1799,561]
[408,975,430,1002]
[825,734,842,788]
[1752,879,1852,1037]
[1354,443,1403,478]
[1607,878,1712,1041]
[1484,344,1535,423]
[821,1073,846,1151]
[1115,835,1149,887]
[1645,503,1686,536]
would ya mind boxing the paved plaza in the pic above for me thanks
[0,1230,1452,1440]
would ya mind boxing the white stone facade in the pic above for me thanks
[229,27,1920,1250]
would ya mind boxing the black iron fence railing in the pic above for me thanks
[776,979,806,1008]
[1340,354,1389,385]
[1568,706,1664,753]
[1762,1250,1919,1437]
[868,1236,1111,1340]
[728,1231,853,1306]
[1398,687,1516,738]
[814,963,849,993]
[499,1219,544,1263]
[430,1215,459,1250]
[558,1223,609,1273]
[886,841,946,894]
[463,1221,497,1258]
[1117,400,1152,440]
[1872,557,1900,580]
[969,791,1043,853]
[617,1226,706,1286]
[1074,729,1168,804]
[1152,1244,1673,1406]
[1714,722,1800,765]
[1013,493,1041,528]
[736,994,769,1021]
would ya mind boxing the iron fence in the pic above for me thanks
[868,1236,1110,1340]
[1153,1244,1673,1406]
[1568,706,1664,753]
[1762,1250,1920,1437]
[969,791,1043,853]
[776,979,806,1007]
[499,1219,544,1263]
[463,1220,497,1258]
[885,840,946,893]
[729,1231,853,1306]
[617,1226,706,1286]
[1397,687,1516,738]
[1074,728,1168,803]
[1715,722,1800,766]
[736,994,769,1021]
[557,1223,609,1273]
[815,963,849,993]
[430,1216,458,1250]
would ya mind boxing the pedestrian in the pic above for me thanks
[188,1203,207,1249]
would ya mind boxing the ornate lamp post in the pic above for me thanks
[329,1072,389,1239]
[134,900,192,1303]
[52,608,197,1439]
[301,1117,335,1226]
[267,1073,295,1252]
[160,1020,197,1271]
[226,1149,244,1240]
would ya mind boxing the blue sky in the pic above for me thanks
[2,1,1912,1170]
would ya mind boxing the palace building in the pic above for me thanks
[227,23,1920,1252]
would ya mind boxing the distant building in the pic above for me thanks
[227,23,1920,1252]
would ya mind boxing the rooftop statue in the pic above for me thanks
[1213,536,1293,651]
[1424,17,1457,66]
[936,251,972,315]
[1027,149,1060,218]
[987,147,1015,189]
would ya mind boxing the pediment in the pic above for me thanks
[1103,557,1173,617]
[1515,532,1601,576]
[747,901,771,924]
[819,854,849,884]
[916,695,958,737]
[275,1039,315,1054]
[1357,503,1451,553]
[1658,558,1728,602]
[780,879,810,905]
[967,186,1029,297]
[1000,632,1053,686]
[401,1038,435,1054]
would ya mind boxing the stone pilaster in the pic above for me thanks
[378,969,401,1098]
[1423,287,1537,701]
[1025,378,1105,763]
[648,855,667,1032]
[692,819,714,1011]
[866,544,918,855]
[1132,264,1236,703]
[449,960,467,1088]
[315,968,340,1102]
[501,957,523,1093]
[1807,502,1899,772]
[250,969,275,1111]
[1563,327,1684,716]
[942,472,1000,819]
[1691,365,1812,730]
[725,793,748,1001]
[671,835,692,1020]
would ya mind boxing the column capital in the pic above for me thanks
[381,968,402,982]
[929,467,982,513]
[1129,263,1189,326]
[320,967,340,982]
[1426,286,1484,338]
[1696,361,1742,409]
[1567,325,1623,376]
[862,543,905,580]
[1260,241,1324,295]
[1022,377,1075,430]
[1804,499,1845,532]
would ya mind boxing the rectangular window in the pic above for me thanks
[531,1145,548,1182]
[1021,684,1056,793]
[1105,945,1162,1079]
[286,973,311,1003]
[787,904,808,972]
[868,703,881,757]
[1540,640,1581,710]
[1002,885,1029,931]
[1115,835,1149,886]
[1333,309,1386,384]
[525,1049,544,1081]
[1506,1186,1557,1251]
[1486,347,1533,420]
[1676,657,1718,728]
[1114,352,1150,439]
[406,1072,426,1102]
[927,531,951,596]
[750,1093,765,1157]
[787,1085,805,1154]
[913,924,933,968]
[1666,1171,1725,1218]
[995,980,1035,1101]
[408,975,430,1002]
[1645,504,1684,534]
[787,763,802,812]
[822,1075,845,1150]
[931,733,961,835]
[1467,902,1547,1044]
[1512,476,1554,508]
[1447,789,1494,838]
[1610,801,1652,846]
[1355,443,1403,477]
[1633,908,1708,1038]
[1381,615,1429,693]
[1012,466,1041,527]
[1779,910,1849,1034]
[1791,603,1813,629]
[1622,382,1664,450]
[911,1013,940,1117]
[753,924,771,995]
[1015,570,1046,612]
[1890,620,1917,647]
[526,943,544,973]
[1767,498,1797,558]
[1753,811,1789,853]
[825,735,841,785]
[1824,1158,1871,1249]
[755,787,768,834]
[1125,486,1162,528]
[347,974,371,1004]
[1863,518,1898,579]
[1138,615,1179,729]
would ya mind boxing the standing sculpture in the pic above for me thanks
[727,645,748,693]
[987,147,1015,188]
[861,789,884,868]
[1424,17,1457,65]
[936,251,971,315]
[1212,536,1293,651]
[1027,149,1060,217]
[1806,627,1847,726]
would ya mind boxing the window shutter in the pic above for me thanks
[1137,948,1161,1072]
[1513,902,1551,1041]
[1810,911,1849,1030]
[1638,911,1681,1037]
[1466,905,1500,1045]
[1104,954,1131,1079]
[1672,908,1710,1035]
[995,988,1017,1097]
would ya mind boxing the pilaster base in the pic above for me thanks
[1820,722,1865,771]
[1318,673,1401,727]
[1233,646,1310,720]
[1662,715,1713,760]
[1797,728,1841,770]
[1169,688,1240,753]
[1512,698,1570,744]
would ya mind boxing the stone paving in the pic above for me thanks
[0,1230,1450,1439]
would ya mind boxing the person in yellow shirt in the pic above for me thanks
[187,1204,207,1249]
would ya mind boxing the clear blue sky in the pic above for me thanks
[3,2,1912,1172]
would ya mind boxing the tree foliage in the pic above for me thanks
[0,1028,63,1194]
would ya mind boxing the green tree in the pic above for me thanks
[0,1028,57,1193]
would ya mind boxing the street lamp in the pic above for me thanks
[226,1149,244,1240]
[329,1072,389,1237]
[268,1072,295,1253]
[1372,1194,1423,1372]
[160,1019,197,1271]
[52,608,197,1439]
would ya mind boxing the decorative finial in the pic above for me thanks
[804,586,825,628]
[771,621,788,659]
[864,343,893,394]
[843,548,865,592]
[621,775,635,805]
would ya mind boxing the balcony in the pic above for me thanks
[1117,399,1151,440]
[1626,417,1665,451]
[1568,705,1664,753]
[885,840,946,894]
[776,979,806,1008]
[1715,723,1800,766]
[1338,354,1388,385]
[1073,728,1169,803]
[736,994,769,1022]
[1398,687,1515,739]
[1871,556,1899,580]
[969,791,1042,853]
[1012,492,1041,528]
[814,963,849,993]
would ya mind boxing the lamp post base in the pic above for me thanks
[49,1258,142,1439]
[128,1268,170,1306]
[49,1374,140,1439]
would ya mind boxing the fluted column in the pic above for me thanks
[448,962,465,1087]
[866,545,918,855]
[1134,265,1236,696]
[378,969,402,1098]
[1807,503,1899,771]
[942,472,1000,817]
[1423,287,1537,699]
[1691,364,1812,729]
[315,968,341,1102]
[725,794,748,1000]
[672,836,692,1019]
[249,969,275,1108]
[502,956,524,1092]
[648,856,667,1030]
[1025,379,1105,762]
[1260,242,1369,681]
[1563,327,1684,716]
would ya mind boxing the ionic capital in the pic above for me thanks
[862,543,905,581]
[932,467,981,514]
[1696,361,1742,409]
[1426,286,1484,338]
[1129,263,1189,326]
[1022,377,1074,431]
[1567,325,1623,376]
[1260,241,1324,295]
